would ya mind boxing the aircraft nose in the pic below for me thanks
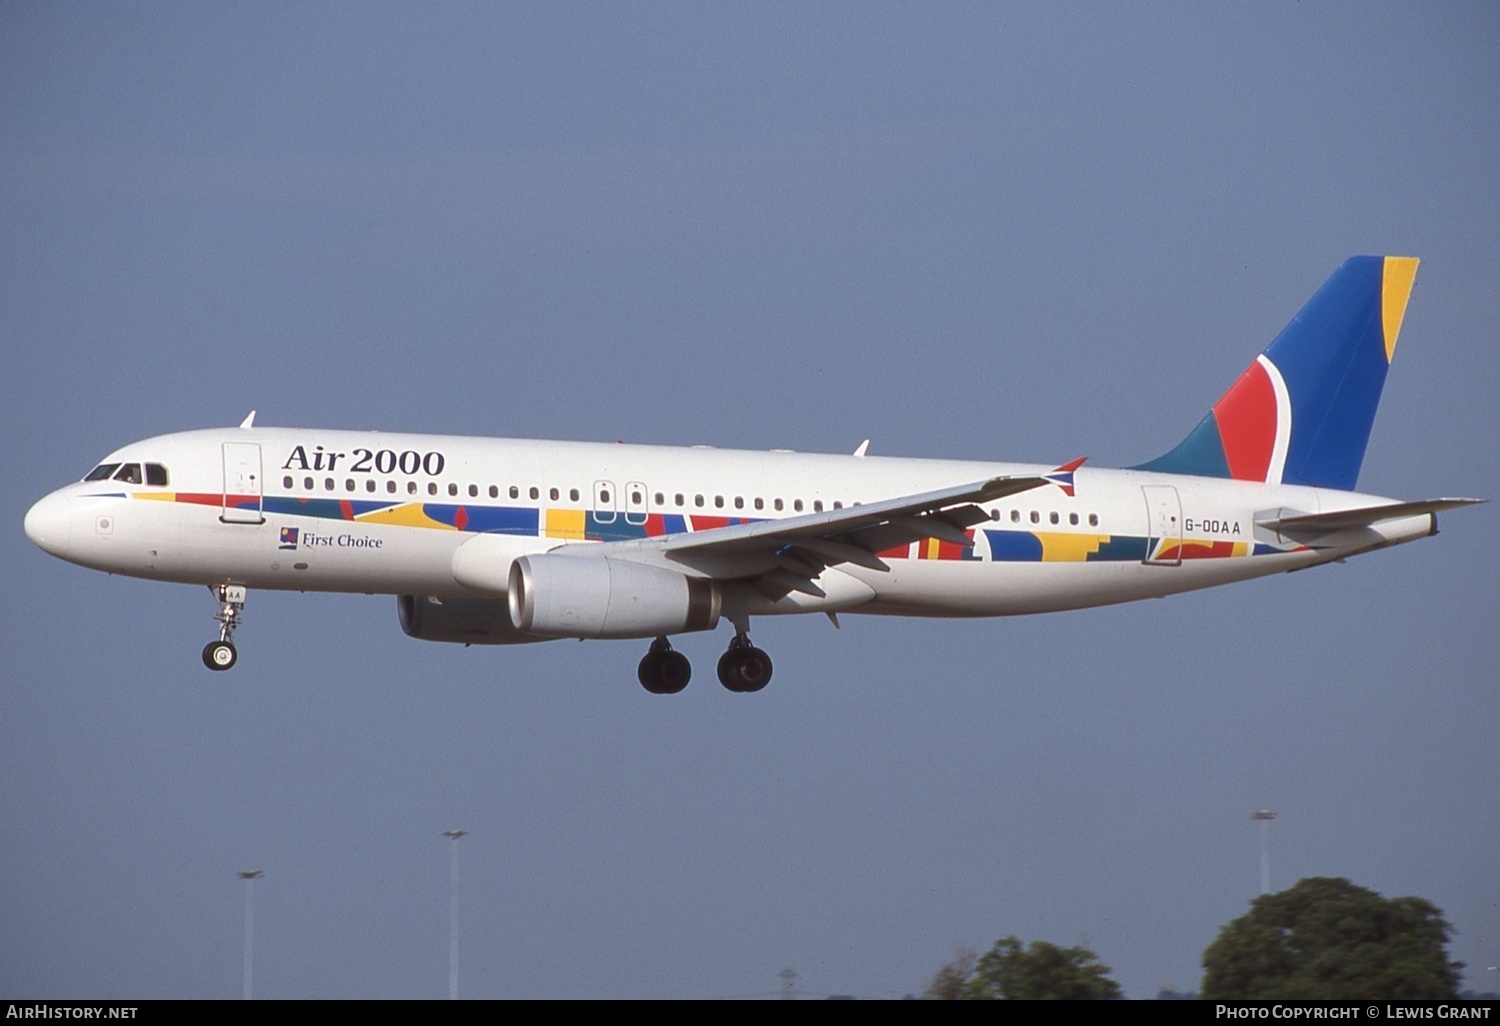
[24,491,74,559]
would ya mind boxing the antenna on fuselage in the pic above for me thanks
[239,411,256,429]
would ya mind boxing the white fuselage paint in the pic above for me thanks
[25,427,1434,628]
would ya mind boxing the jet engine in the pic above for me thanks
[397,594,543,645]
[507,554,721,639]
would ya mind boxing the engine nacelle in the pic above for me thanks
[508,554,721,639]
[397,594,545,645]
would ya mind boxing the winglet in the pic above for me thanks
[239,411,257,429]
[853,439,870,458]
[1045,456,1087,497]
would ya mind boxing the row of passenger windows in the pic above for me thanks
[85,462,169,486]
[280,475,846,511]
[994,508,1099,527]
[277,475,1101,528]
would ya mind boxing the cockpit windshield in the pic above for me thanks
[82,462,169,486]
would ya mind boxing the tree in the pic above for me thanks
[960,936,1123,1000]
[1201,877,1463,1000]
[923,947,977,1000]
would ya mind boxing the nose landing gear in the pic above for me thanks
[202,584,246,671]
[637,636,692,694]
[717,634,773,693]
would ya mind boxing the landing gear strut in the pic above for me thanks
[637,636,691,694]
[717,634,773,693]
[202,583,246,671]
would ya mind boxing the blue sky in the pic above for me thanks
[2,2,1496,999]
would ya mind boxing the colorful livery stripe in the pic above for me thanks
[139,493,1301,563]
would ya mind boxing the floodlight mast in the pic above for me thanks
[442,830,468,999]
[1251,810,1277,895]
[237,870,264,1000]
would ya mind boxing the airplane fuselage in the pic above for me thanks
[25,425,1433,619]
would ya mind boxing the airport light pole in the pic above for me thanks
[238,870,264,1000]
[1251,810,1277,895]
[442,830,468,999]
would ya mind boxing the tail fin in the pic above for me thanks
[1133,256,1419,491]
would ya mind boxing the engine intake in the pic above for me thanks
[508,554,721,639]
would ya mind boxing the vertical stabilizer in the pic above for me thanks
[1134,256,1418,490]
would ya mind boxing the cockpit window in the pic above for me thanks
[112,463,143,485]
[84,463,121,482]
[145,463,169,486]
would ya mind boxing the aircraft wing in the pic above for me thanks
[591,471,1055,597]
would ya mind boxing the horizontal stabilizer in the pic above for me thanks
[1256,498,1484,534]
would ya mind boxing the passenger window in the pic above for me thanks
[833,501,843,510]
[448,483,458,496]
[714,496,724,509]
[325,478,334,491]
[1011,510,1020,523]
[1089,513,1099,527]
[632,490,643,504]
[366,480,377,493]
[1069,512,1079,526]
[794,499,803,512]
[550,487,560,501]
[599,489,609,503]
[530,487,540,500]
[283,476,294,489]
[85,464,121,482]
[428,482,438,496]
[1030,510,1040,524]
[509,486,519,499]
[489,485,499,498]
[1050,511,1059,525]
[304,477,314,490]
[145,464,169,487]
[388,481,397,494]
[773,498,783,511]
[655,492,665,506]
[408,481,419,495]
[346,479,356,492]
[734,497,744,510]
[754,498,764,511]
[990,509,999,521]
[694,495,704,508]
[813,500,823,512]
[469,484,479,498]
[570,489,580,502]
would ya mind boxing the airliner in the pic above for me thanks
[24,256,1480,693]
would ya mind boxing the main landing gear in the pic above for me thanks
[637,637,692,695]
[717,633,773,693]
[202,583,246,671]
[635,633,775,694]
